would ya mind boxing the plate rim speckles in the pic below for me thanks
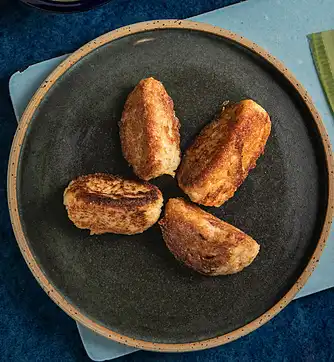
[7,20,334,352]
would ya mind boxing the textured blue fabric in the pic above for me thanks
[0,1,334,361]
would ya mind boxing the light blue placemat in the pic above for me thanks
[9,0,334,360]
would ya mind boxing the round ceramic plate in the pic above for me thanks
[8,21,333,351]
[21,0,111,12]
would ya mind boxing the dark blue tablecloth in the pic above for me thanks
[0,1,334,361]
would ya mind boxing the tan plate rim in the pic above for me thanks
[7,20,334,352]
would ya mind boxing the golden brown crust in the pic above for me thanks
[119,77,181,180]
[177,99,271,207]
[159,198,260,276]
[64,173,163,235]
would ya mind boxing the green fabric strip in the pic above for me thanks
[308,30,334,115]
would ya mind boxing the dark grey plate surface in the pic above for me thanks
[16,28,329,344]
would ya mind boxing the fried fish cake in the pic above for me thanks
[177,99,271,207]
[119,77,181,181]
[64,173,163,235]
[159,198,260,276]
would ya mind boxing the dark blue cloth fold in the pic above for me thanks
[0,1,333,361]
